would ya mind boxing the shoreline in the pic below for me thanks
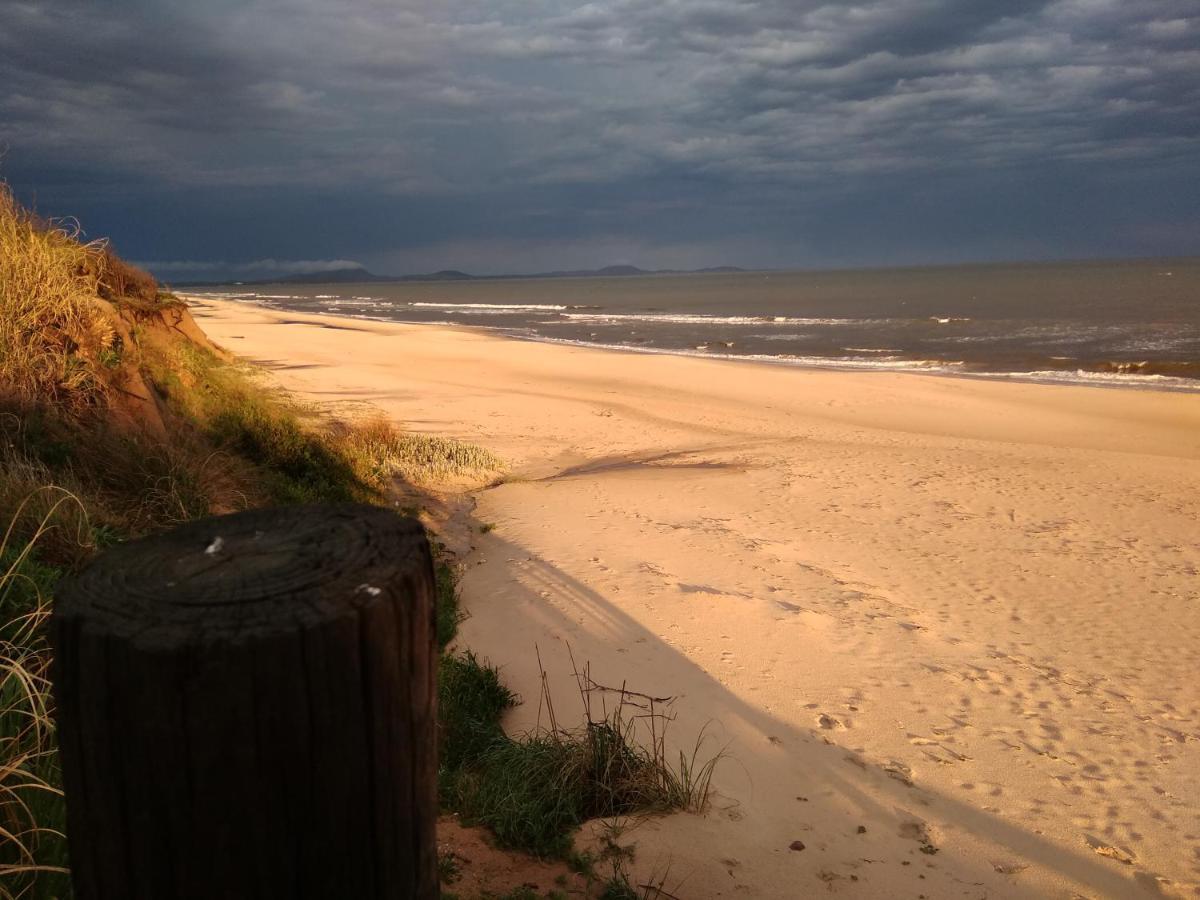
[180,294,1200,395]
[191,297,1200,898]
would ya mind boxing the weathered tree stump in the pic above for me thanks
[51,504,439,900]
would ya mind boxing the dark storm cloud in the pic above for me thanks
[1,0,1197,277]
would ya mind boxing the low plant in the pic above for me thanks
[336,416,504,485]
[439,645,723,859]
[437,848,464,885]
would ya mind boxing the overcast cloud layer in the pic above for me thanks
[2,0,1198,279]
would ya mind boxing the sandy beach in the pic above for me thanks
[191,298,1200,899]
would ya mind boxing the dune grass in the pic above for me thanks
[148,341,504,505]
[437,640,722,859]
[0,185,111,415]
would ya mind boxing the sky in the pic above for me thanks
[1,0,1198,280]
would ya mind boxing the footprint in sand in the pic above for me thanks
[898,821,939,855]
[1084,834,1136,865]
[817,713,847,731]
[883,761,915,786]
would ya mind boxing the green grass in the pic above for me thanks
[437,633,722,859]
[0,507,72,897]
[438,849,464,885]
[438,653,517,775]
[436,560,465,650]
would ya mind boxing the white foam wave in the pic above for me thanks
[507,335,1199,391]
[182,291,303,302]
[519,335,962,372]
[968,369,1200,392]
[411,302,569,311]
[561,312,875,326]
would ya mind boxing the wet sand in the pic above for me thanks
[192,298,1200,898]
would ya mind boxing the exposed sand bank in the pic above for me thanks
[191,298,1200,899]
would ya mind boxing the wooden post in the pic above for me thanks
[51,503,439,900]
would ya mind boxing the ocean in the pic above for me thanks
[185,258,1200,392]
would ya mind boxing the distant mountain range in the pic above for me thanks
[177,264,747,287]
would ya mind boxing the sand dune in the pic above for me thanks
[192,299,1200,898]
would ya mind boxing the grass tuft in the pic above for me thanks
[439,643,723,859]
[336,416,505,485]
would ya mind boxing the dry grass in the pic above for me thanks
[95,248,159,306]
[0,499,76,898]
[0,184,114,414]
[337,416,505,486]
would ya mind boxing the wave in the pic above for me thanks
[507,334,1200,391]
[519,335,963,371]
[560,312,877,326]
[183,291,305,301]
[411,302,570,311]
[967,369,1200,392]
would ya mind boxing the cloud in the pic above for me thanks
[1,0,1196,271]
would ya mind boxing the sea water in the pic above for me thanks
[186,257,1200,392]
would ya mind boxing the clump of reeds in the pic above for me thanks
[438,647,723,859]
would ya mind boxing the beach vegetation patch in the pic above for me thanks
[438,645,722,859]
[336,416,505,485]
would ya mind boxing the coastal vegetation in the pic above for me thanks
[0,185,712,898]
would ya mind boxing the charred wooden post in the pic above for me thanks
[51,504,438,900]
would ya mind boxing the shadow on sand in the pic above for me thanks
[456,525,1169,899]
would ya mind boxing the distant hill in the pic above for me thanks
[176,264,747,287]
[265,267,393,284]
